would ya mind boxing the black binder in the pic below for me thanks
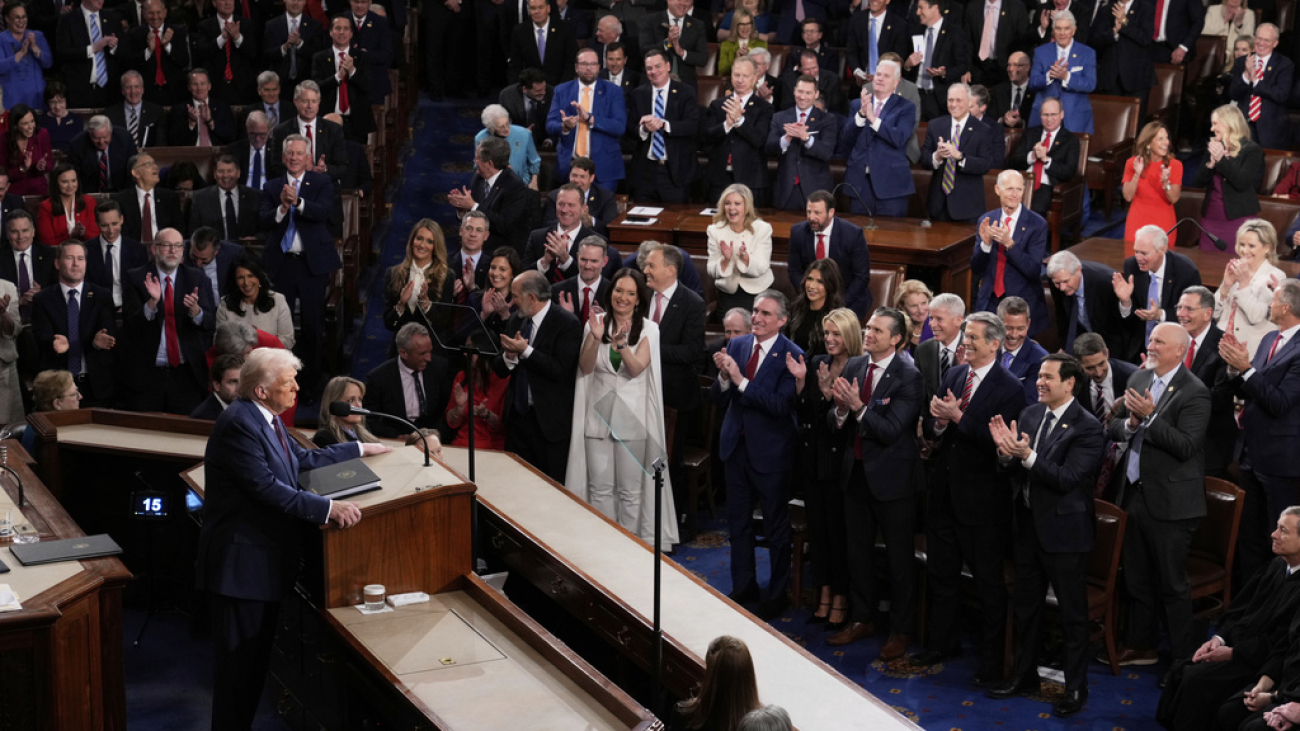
[9,534,123,566]
[299,458,382,499]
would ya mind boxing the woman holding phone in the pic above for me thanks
[1121,121,1181,257]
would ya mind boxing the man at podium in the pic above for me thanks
[196,347,392,730]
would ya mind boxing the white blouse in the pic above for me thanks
[706,219,775,295]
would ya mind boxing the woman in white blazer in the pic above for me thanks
[707,184,774,317]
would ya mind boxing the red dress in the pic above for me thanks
[447,370,508,450]
[1122,156,1182,256]
[0,128,54,196]
[36,195,99,247]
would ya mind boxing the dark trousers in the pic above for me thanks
[1008,501,1091,692]
[918,88,944,121]
[925,490,1009,675]
[1236,466,1297,585]
[124,364,205,414]
[1028,182,1054,216]
[210,593,280,731]
[1158,661,1259,730]
[475,1,514,91]
[805,475,849,597]
[504,404,570,484]
[724,446,791,603]
[275,255,327,392]
[635,161,689,204]
[849,179,910,217]
[844,461,916,632]
[1121,484,1201,659]
[1215,687,1273,731]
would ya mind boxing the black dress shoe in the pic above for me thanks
[909,649,957,667]
[1053,688,1088,717]
[728,585,760,604]
[758,595,789,620]
[970,672,1001,689]
[986,676,1042,700]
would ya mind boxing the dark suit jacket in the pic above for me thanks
[193,16,260,104]
[196,397,355,602]
[68,127,136,193]
[766,105,838,211]
[165,98,237,147]
[964,0,1031,85]
[1120,250,1202,335]
[189,185,262,240]
[55,7,123,106]
[658,284,706,411]
[1109,365,1210,520]
[363,356,452,439]
[776,68,844,113]
[1192,139,1264,221]
[31,281,117,400]
[105,101,167,148]
[905,20,972,105]
[262,14,326,96]
[1188,323,1236,476]
[1076,358,1137,414]
[712,333,803,473]
[184,240,246,299]
[189,393,227,420]
[521,225,615,283]
[599,66,639,96]
[551,275,611,327]
[112,186,184,241]
[491,303,583,442]
[1227,54,1295,151]
[225,138,273,190]
[703,94,773,190]
[593,39,640,74]
[833,353,923,499]
[121,262,218,389]
[508,19,578,86]
[921,114,995,221]
[124,23,191,104]
[84,234,149,293]
[543,184,619,236]
[1004,339,1049,401]
[269,117,349,182]
[260,171,340,278]
[914,334,961,404]
[971,207,1050,333]
[499,82,554,148]
[1090,0,1155,94]
[447,248,493,292]
[923,362,1028,525]
[771,0,832,44]
[787,218,872,316]
[0,244,56,289]
[1011,399,1104,553]
[638,12,709,87]
[556,5,592,40]
[988,80,1036,127]
[349,11,395,99]
[846,10,913,77]
[468,168,535,256]
[312,46,375,140]
[1053,259,1130,357]
[1236,329,1300,477]
[627,81,701,189]
[1008,124,1080,214]
[1154,0,1205,56]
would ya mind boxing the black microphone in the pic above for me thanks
[832,181,879,231]
[328,402,434,467]
[1166,218,1227,251]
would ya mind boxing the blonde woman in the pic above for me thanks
[1193,104,1264,251]
[706,184,774,316]
[718,11,767,77]
[1214,218,1285,356]
[313,376,381,447]
[384,219,452,342]
[894,279,935,352]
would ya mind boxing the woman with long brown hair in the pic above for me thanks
[0,103,52,196]
[674,636,762,731]
[1121,121,1182,256]
[785,258,844,357]
[36,162,97,246]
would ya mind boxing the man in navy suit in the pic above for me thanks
[312,17,375,144]
[972,171,1049,332]
[197,348,390,731]
[1073,332,1137,422]
[785,18,840,75]
[712,289,803,619]
[847,0,913,87]
[987,354,1102,717]
[1228,24,1294,151]
[1007,97,1080,215]
[1029,13,1097,134]
[448,212,493,302]
[68,117,136,194]
[32,241,119,407]
[767,75,838,212]
[546,48,627,190]
[787,190,872,316]
[346,0,394,102]
[997,296,1049,401]
[84,199,148,309]
[55,0,123,108]
[263,0,325,100]
[509,0,578,86]
[1090,0,1154,114]
[638,0,708,88]
[552,237,612,327]
[121,229,217,414]
[124,0,190,105]
[597,41,638,96]
[493,271,583,483]
[906,0,972,120]
[1114,225,1202,352]
[260,134,340,391]
[627,49,701,204]
[193,0,260,104]
[189,156,262,243]
[1048,251,1130,359]
[165,69,237,146]
[186,229,246,301]
[828,307,924,658]
[842,59,916,217]
[447,138,536,256]
[922,82,995,222]
[1221,280,1300,583]
[543,158,620,236]
[913,311,1027,683]
[1177,287,1235,479]
[522,185,611,284]
[703,56,773,205]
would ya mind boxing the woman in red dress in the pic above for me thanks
[1121,121,1182,257]
[0,104,52,196]
[444,352,508,450]
[36,162,98,246]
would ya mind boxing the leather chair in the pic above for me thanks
[1083,95,1141,221]
[1048,499,1128,675]
[1026,133,1090,253]
[1186,35,1228,143]
[1187,477,1245,616]
[702,43,719,76]
[695,76,728,108]
[870,265,906,312]
[1278,0,1295,32]
[1148,63,1184,127]
[767,45,791,76]
[1261,150,1300,194]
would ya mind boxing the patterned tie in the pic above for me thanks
[941,346,952,373]
[281,179,299,252]
[267,103,278,129]
[1012,85,1022,110]
[874,98,884,117]
[197,104,211,146]
[224,190,238,240]
[1125,376,1166,482]
[978,2,996,60]
[1001,349,1014,368]
[67,289,83,375]
[99,151,109,190]
[153,29,167,86]
[958,367,975,410]
[17,253,29,324]
[993,215,1010,296]
[288,17,299,78]
[141,191,154,242]
[1034,130,1052,190]
[338,51,350,113]
[412,369,427,418]
[815,233,826,259]
[223,25,234,82]
[1249,58,1263,122]
[90,13,108,87]
[163,275,181,367]
[942,122,960,194]
[868,17,879,75]
[744,341,762,381]
[651,89,667,161]
[852,363,878,459]
[128,106,141,148]
[1093,382,1107,421]
[577,85,592,157]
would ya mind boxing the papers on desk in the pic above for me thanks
[699,208,718,216]
[627,206,664,216]
[0,584,20,612]
[621,218,660,226]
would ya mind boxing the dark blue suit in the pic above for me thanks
[1028,41,1097,134]
[841,94,916,217]
[766,105,838,211]
[1228,53,1295,151]
[921,115,995,222]
[712,333,802,604]
[1003,339,1049,402]
[545,79,627,186]
[31,282,117,405]
[787,218,873,316]
[262,14,326,98]
[197,397,360,730]
[971,207,1050,335]
[84,235,149,303]
[350,12,394,100]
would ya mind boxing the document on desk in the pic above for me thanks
[626,206,664,217]
[0,583,19,612]
[620,218,660,226]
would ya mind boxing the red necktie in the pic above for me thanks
[815,233,826,259]
[652,292,664,323]
[153,30,166,86]
[163,275,181,367]
[1250,59,1263,121]
[338,51,350,113]
[142,191,154,242]
[1185,336,1196,368]
[1267,334,1283,363]
[959,367,975,410]
[1152,0,1164,39]
[993,215,1009,297]
[306,123,315,160]
[744,341,762,381]
[1033,131,1051,190]
[852,363,878,459]
[581,286,591,324]
[223,32,233,82]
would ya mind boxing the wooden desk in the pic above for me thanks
[1067,237,1300,289]
[0,440,131,731]
[608,206,979,302]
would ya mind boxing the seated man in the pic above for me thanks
[190,353,243,419]
[363,322,450,440]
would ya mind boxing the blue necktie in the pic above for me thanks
[281,179,299,252]
[513,318,534,413]
[90,14,108,88]
[67,289,83,376]
[251,149,264,189]
[869,17,879,75]
[1145,273,1160,342]
[1001,350,1014,368]
[1125,376,1166,483]
[651,89,667,161]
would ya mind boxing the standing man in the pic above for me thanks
[1114,225,1201,352]
[198,348,391,731]
[1177,286,1235,479]
[829,307,924,659]
[228,112,274,192]
[988,51,1034,129]
[165,69,237,146]
[84,199,148,311]
[841,58,916,217]
[509,0,578,86]
[1149,0,1204,64]
[971,170,1049,333]
[914,292,965,403]
[1007,97,1080,215]
[194,0,258,104]
[547,48,627,191]
[786,190,872,316]
[494,271,583,483]
[448,211,493,301]
[270,81,349,182]
[543,158,620,236]
[264,0,324,102]
[1228,25,1294,151]
[638,0,707,88]
[847,0,912,88]
[446,138,535,256]
[552,236,612,326]
[190,353,243,419]
[997,296,1049,401]
[112,153,183,243]
[913,311,1026,684]
[712,290,802,619]
[1110,321,1210,670]
[1072,332,1138,424]
[921,82,995,223]
[598,41,638,94]
[124,0,190,105]
[189,155,262,242]
[522,184,609,283]
[987,354,1102,717]
[965,0,1030,88]
[767,75,838,212]
[1029,12,1096,134]
[260,134,340,392]
[627,49,700,204]
[1047,250,1126,357]
[906,0,972,121]
[32,240,118,408]
[106,71,168,147]
[703,56,773,205]
[69,116,135,193]
[1090,0,1154,118]
[54,0,122,109]
[313,16,374,144]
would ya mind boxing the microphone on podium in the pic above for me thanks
[329,402,435,467]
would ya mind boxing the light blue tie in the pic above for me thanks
[281,179,300,253]
[1077,285,1090,331]
[537,27,546,59]
[869,17,879,75]
[89,13,108,88]
[1001,350,1014,368]
[1124,375,1166,483]
[1145,272,1160,342]
[651,89,667,161]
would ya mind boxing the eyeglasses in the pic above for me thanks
[134,160,159,170]
[59,389,81,400]
[154,242,184,251]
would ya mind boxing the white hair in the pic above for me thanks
[1054,9,1076,26]
[1046,250,1082,277]
[930,292,966,318]
[481,104,510,129]
[996,169,1023,187]
[876,58,901,78]
[1135,224,1169,252]
[238,348,303,399]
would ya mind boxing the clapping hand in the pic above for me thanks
[1111,272,1135,304]
[929,389,962,422]
[1131,155,1145,177]
[183,287,202,317]
[723,95,745,126]
[713,348,741,382]
[53,334,69,354]
[785,352,806,379]
[313,155,328,174]
[1218,331,1252,371]
[144,272,162,304]
[989,415,1030,459]
[831,375,864,412]
[93,329,116,349]
[447,185,473,210]
[589,310,607,340]
[1134,297,1161,321]
[500,328,529,354]
[1122,387,1157,423]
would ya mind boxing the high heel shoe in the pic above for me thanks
[807,601,831,624]
[825,600,849,631]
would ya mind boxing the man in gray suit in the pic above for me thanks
[1109,321,1210,670]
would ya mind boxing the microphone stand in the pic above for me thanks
[834,181,878,231]
[360,410,435,467]
[650,455,666,717]
[1166,218,1228,251]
